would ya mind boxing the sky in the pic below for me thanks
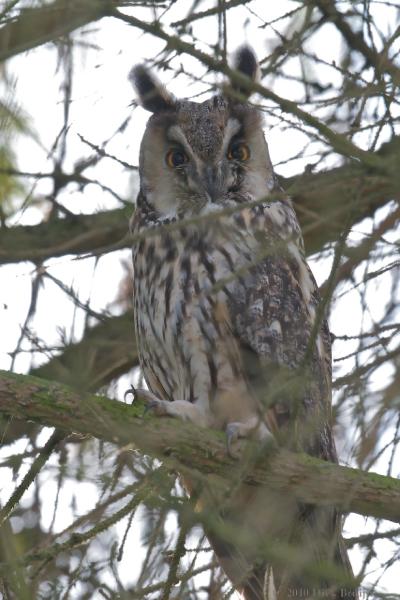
[0,1,399,597]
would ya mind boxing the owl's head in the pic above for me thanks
[130,47,275,219]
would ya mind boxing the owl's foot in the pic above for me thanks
[225,418,274,459]
[226,423,244,459]
[130,387,170,416]
[132,387,210,427]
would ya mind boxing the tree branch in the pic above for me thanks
[1,135,399,264]
[0,430,63,528]
[0,0,112,62]
[0,206,131,265]
[171,0,252,28]
[284,134,400,254]
[30,312,138,390]
[0,369,399,524]
[109,8,390,171]
[313,0,400,85]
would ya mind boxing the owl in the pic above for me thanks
[129,47,356,600]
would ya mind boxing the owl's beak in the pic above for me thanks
[202,166,223,203]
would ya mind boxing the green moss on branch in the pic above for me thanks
[1,369,400,523]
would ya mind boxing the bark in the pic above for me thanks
[0,368,399,524]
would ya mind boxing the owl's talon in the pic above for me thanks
[226,423,242,460]
[143,398,168,417]
[132,388,169,417]
[225,419,273,459]
[124,385,137,404]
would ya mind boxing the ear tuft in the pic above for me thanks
[230,45,260,100]
[233,46,259,80]
[129,65,175,113]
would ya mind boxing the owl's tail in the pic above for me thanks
[207,503,358,600]
[207,531,271,600]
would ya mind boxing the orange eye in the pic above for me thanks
[166,148,188,168]
[227,142,250,161]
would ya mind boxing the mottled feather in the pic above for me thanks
[130,47,357,600]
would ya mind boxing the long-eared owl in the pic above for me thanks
[129,47,356,600]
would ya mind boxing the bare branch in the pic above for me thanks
[1,135,399,265]
[110,8,390,170]
[30,312,138,391]
[313,0,400,85]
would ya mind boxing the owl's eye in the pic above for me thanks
[166,148,188,168]
[227,142,250,161]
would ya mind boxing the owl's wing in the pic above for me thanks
[225,201,335,461]
[210,213,352,599]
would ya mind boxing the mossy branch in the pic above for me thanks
[0,369,399,524]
